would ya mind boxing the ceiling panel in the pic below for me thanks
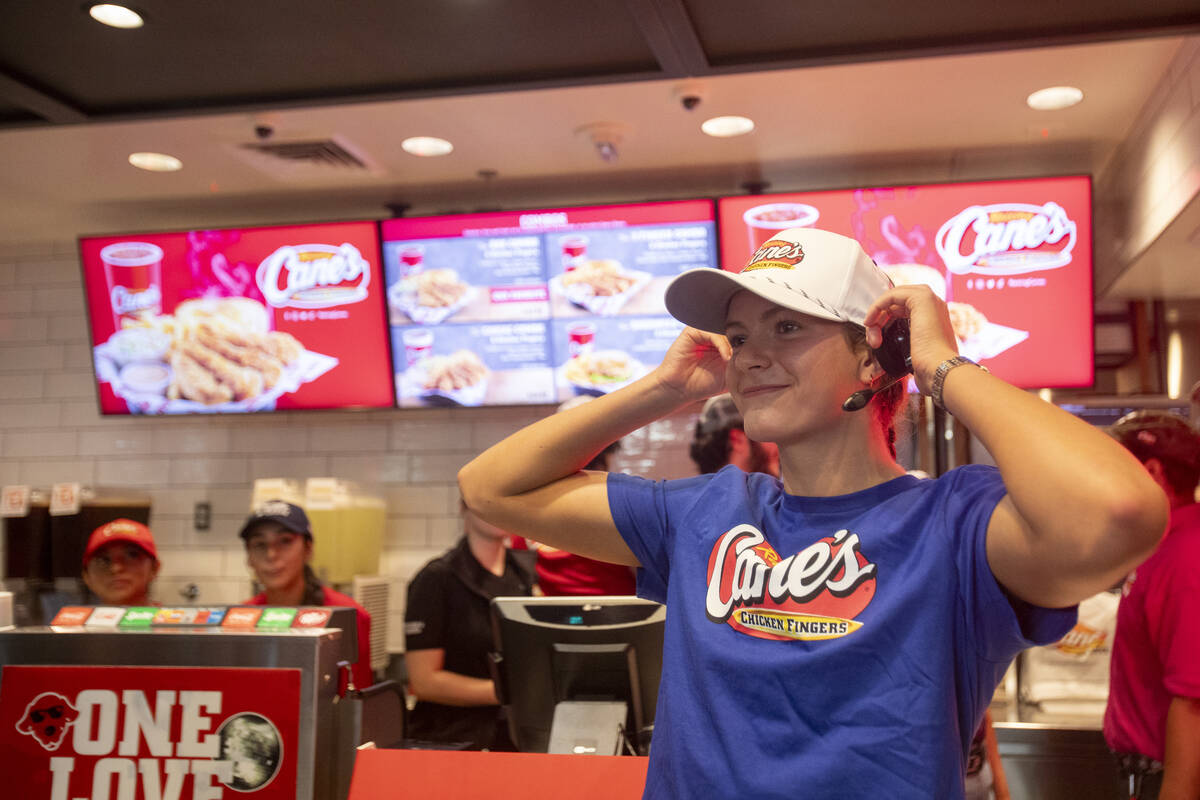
[684,0,1200,67]
[0,1,661,116]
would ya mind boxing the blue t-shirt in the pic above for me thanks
[608,464,1075,799]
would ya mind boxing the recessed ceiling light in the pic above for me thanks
[88,4,144,29]
[1026,86,1083,111]
[701,116,755,138]
[401,136,454,157]
[128,152,182,172]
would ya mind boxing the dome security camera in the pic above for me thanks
[254,125,274,141]
[680,95,702,111]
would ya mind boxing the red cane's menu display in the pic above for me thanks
[719,176,1094,389]
[0,665,300,799]
[382,200,714,406]
[80,222,394,414]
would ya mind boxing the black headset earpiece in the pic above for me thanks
[842,319,913,412]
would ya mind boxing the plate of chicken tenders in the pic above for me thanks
[401,349,490,407]
[389,269,475,325]
[549,259,651,316]
[94,297,338,413]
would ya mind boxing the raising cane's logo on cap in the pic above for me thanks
[742,239,806,272]
[705,525,876,642]
[935,202,1077,276]
[256,243,371,309]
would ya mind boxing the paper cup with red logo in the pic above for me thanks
[742,203,820,255]
[100,242,164,330]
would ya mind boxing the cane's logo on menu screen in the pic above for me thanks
[935,202,1077,275]
[15,692,79,751]
[256,242,371,309]
[706,525,876,641]
[742,239,805,272]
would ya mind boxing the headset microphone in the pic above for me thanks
[842,374,906,412]
[843,319,912,413]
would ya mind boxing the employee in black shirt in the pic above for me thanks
[404,502,535,749]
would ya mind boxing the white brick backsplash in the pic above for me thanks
[148,517,188,548]
[33,287,84,314]
[0,288,33,314]
[16,259,80,286]
[384,484,455,516]
[151,425,232,455]
[428,515,462,547]
[308,422,390,453]
[156,548,229,578]
[0,373,43,400]
[0,265,12,286]
[470,413,546,450]
[44,371,96,399]
[385,517,428,549]
[94,457,175,487]
[19,458,95,485]
[0,401,59,428]
[79,428,155,456]
[0,460,19,484]
[170,457,250,486]
[0,315,49,343]
[408,451,474,484]
[5,429,76,457]
[329,453,409,484]
[247,455,329,480]
[224,421,310,454]
[48,314,89,343]
[0,344,63,372]
[59,400,102,426]
[389,419,465,451]
[63,344,93,370]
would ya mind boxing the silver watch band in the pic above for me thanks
[930,356,987,411]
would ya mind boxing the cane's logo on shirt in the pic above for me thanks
[705,525,877,642]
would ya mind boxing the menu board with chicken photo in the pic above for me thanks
[383,200,717,407]
[718,176,1094,389]
[80,222,395,415]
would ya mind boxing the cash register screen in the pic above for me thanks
[489,595,665,754]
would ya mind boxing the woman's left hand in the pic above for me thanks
[863,285,959,395]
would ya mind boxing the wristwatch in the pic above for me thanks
[930,356,988,411]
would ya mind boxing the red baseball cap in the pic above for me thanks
[83,519,158,566]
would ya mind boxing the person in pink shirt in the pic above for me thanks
[1104,410,1200,800]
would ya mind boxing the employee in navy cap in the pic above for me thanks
[239,500,373,692]
[82,518,160,606]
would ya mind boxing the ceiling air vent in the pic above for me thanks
[229,134,382,181]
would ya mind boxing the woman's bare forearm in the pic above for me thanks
[459,373,688,505]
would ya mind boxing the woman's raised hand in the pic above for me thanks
[863,285,960,395]
[653,326,730,403]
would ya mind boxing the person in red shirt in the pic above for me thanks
[1104,411,1200,800]
[239,500,374,692]
[81,518,160,606]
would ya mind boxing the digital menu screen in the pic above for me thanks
[381,200,715,407]
[80,221,395,415]
[718,176,1094,389]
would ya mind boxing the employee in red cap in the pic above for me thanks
[1104,410,1200,800]
[81,519,160,607]
[239,500,373,692]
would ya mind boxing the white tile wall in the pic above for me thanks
[0,243,702,658]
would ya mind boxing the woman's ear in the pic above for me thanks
[857,347,886,386]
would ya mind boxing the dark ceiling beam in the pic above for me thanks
[0,70,86,123]
[624,0,710,76]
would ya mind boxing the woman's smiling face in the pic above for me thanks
[723,291,865,446]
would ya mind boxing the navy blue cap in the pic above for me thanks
[238,500,312,540]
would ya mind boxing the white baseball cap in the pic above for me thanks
[664,227,893,333]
